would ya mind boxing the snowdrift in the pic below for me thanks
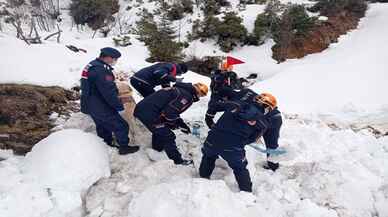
[128,179,262,217]
[23,129,110,191]
[0,129,110,217]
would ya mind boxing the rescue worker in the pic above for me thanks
[80,47,140,155]
[134,82,208,165]
[205,62,238,128]
[205,87,259,128]
[199,93,282,192]
[130,62,188,97]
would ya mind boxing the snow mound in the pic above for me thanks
[22,129,110,191]
[128,179,263,217]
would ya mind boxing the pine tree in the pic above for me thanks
[135,3,184,62]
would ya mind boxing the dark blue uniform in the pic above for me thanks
[134,82,199,164]
[199,101,282,192]
[80,58,129,147]
[130,63,181,97]
[205,70,242,127]
[206,88,258,128]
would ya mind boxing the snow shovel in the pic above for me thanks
[248,143,287,156]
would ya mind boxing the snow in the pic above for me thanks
[1,1,388,217]
[257,4,388,113]
[128,179,262,217]
[23,129,110,191]
[0,129,110,217]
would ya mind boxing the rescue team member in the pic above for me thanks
[134,82,208,165]
[130,62,188,97]
[80,47,139,155]
[199,93,282,192]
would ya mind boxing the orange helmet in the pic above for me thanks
[220,62,233,71]
[193,83,208,97]
[255,93,277,109]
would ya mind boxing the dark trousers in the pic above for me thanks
[130,77,155,98]
[199,142,252,192]
[151,124,183,164]
[134,112,183,164]
[90,113,129,147]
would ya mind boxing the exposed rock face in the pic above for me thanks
[272,11,361,62]
[0,84,79,154]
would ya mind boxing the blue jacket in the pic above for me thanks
[206,101,282,150]
[132,63,180,87]
[207,88,258,117]
[134,82,199,126]
[80,59,124,116]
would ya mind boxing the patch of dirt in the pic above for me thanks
[272,11,362,62]
[0,84,79,154]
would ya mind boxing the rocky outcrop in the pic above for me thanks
[0,84,79,154]
[272,11,362,62]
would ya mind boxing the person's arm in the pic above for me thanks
[155,64,177,85]
[205,101,241,128]
[94,67,124,111]
[207,100,240,116]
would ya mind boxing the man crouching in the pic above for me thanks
[134,82,208,165]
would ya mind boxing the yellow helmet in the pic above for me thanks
[255,93,277,109]
[193,83,208,97]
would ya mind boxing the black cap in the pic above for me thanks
[100,47,121,58]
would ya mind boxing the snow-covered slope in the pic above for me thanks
[1,2,388,217]
[258,4,388,113]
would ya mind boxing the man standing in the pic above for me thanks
[130,62,188,97]
[199,93,282,192]
[205,57,244,129]
[80,47,139,155]
[134,82,208,165]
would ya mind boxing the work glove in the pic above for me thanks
[176,118,191,134]
[205,114,215,129]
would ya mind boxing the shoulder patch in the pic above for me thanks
[105,75,114,81]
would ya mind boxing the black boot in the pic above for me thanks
[263,161,279,172]
[176,159,193,166]
[119,145,140,155]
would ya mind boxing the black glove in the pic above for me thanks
[176,118,191,134]
[263,161,279,172]
[205,114,215,129]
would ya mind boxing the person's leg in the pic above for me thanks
[91,116,113,146]
[199,143,219,178]
[151,133,164,152]
[130,78,155,97]
[221,149,252,192]
[154,126,183,164]
[109,114,139,154]
[109,114,130,147]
